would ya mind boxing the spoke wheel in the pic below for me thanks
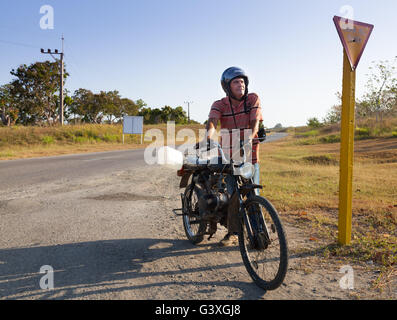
[182,183,207,244]
[238,196,288,291]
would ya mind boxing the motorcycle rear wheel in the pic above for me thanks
[182,183,207,245]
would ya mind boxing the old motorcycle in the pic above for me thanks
[174,139,288,291]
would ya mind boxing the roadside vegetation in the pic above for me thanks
[259,120,396,293]
[293,117,397,145]
[0,123,205,160]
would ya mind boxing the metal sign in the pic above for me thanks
[334,16,373,245]
[333,16,374,70]
[123,116,143,134]
[123,116,144,144]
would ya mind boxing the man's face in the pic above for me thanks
[230,77,246,99]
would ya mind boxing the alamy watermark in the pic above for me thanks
[39,265,54,290]
[339,5,354,30]
[40,5,54,30]
[143,122,254,166]
[339,265,354,290]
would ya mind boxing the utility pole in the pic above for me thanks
[41,35,65,126]
[184,101,193,123]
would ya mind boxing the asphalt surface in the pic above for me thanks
[0,132,288,191]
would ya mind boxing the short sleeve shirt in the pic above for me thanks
[208,93,263,164]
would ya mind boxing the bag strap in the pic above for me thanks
[228,96,251,129]
[228,97,238,129]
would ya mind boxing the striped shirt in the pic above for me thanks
[208,93,263,164]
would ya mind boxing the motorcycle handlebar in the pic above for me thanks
[195,138,260,165]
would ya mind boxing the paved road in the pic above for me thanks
[0,132,288,191]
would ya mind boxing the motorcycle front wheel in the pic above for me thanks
[238,195,288,291]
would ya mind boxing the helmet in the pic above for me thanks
[221,67,249,98]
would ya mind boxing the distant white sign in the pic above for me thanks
[123,116,143,134]
[122,116,144,144]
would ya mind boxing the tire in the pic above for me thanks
[238,195,288,291]
[182,183,207,245]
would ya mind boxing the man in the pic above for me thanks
[205,66,263,246]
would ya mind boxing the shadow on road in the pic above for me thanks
[0,238,268,300]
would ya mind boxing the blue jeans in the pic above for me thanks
[225,163,260,195]
[253,163,260,195]
[250,162,261,231]
[226,163,261,235]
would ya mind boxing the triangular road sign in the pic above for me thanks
[333,16,374,70]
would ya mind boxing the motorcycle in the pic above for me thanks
[174,138,288,291]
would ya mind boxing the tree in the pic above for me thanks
[307,117,322,128]
[172,106,188,124]
[137,105,189,124]
[135,99,147,111]
[362,57,397,121]
[9,61,69,125]
[71,88,103,124]
[120,97,139,118]
[323,92,342,124]
[274,123,283,129]
[0,84,18,126]
[323,104,342,124]
[161,105,173,122]
[102,90,121,123]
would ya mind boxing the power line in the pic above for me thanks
[0,39,40,49]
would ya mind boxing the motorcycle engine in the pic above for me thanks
[198,174,231,219]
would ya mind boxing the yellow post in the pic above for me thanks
[338,49,356,245]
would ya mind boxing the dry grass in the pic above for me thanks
[0,123,273,160]
[293,117,397,146]
[258,133,397,275]
[0,123,206,160]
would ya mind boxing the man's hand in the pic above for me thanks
[206,118,218,140]
[250,119,260,140]
[195,118,218,150]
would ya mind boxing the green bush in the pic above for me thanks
[42,136,54,145]
[102,133,120,142]
[302,154,338,165]
[355,127,370,137]
[73,136,89,144]
[307,117,322,128]
[86,129,99,140]
[319,134,340,144]
[295,130,319,138]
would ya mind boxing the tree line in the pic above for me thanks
[0,61,194,126]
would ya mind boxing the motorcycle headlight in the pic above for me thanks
[234,162,254,179]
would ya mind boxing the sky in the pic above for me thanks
[1,0,397,127]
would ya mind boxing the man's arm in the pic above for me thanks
[206,118,218,140]
[249,119,260,141]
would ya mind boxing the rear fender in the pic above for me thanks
[179,173,192,188]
